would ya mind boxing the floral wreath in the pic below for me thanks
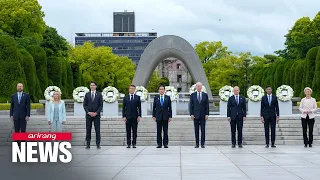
[165,86,178,101]
[247,85,264,102]
[102,86,119,103]
[189,84,207,95]
[135,86,148,101]
[276,85,294,102]
[73,87,89,103]
[44,86,62,101]
[219,85,234,102]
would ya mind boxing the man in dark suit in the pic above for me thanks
[190,82,209,148]
[227,86,246,148]
[83,81,103,149]
[260,86,280,148]
[122,85,141,148]
[153,85,172,148]
[10,83,31,135]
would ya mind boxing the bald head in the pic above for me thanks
[17,83,23,92]
[233,86,240,95]
[196,82,202,92]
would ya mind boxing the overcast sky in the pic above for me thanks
[38,0,320,56]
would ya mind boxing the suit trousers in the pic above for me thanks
[263,115,276,145]
[301,115,315,145]
[14,116,27,133]
[194,118,206,146]
[126,118,138,145]
[86,115,101,145]
[230,116,243,145]
[157,119,169,146]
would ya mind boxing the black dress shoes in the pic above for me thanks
[201,145,205,148]
[156,145,162,148]
[309,144,313,148]
[304,144,308,148]
[265,144,269,148]
[133,145,136,148]
[271,144,276,148]
[195,145,199,148]
[127,145,131,148]
[164,145,168,148]
[232,144,236,148]
[238,144,243,148]
[97,145,101,149]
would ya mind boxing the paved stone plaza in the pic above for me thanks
[1,145,320,180]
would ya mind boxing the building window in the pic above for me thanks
[177,88,182,92]
[177,75,182,82]
[177,63,181,70]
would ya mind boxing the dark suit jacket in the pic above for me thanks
[260,94,279,117]
[189,92,209,119]
[122,94,141,119]
[152,95,172,121]
[10,92,31,119]
[83,91,103,116]
[227,95,246,120]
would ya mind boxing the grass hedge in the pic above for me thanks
[0,103,44,110]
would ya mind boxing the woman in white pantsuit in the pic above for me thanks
[47,91,66,132]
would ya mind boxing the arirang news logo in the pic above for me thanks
[12,132,73,163]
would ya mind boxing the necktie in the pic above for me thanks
[131,94,133,101]
[268,95,271,106]
[236,95,239,105]
[91,93,95,102]
[198,92,201,103]
[160,96,164,106]
[18,93,21,104]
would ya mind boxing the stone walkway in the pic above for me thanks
[1,145,320,180]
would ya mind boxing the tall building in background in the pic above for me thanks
[75,11,157,65]
[113,11,135,32]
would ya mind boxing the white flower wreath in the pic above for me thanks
[247,85,264,102]
[102,86,119,103]
[276,85,294,102]
[189,84,207,95]
[165,86,178,101]
[135,86,148,101]
[44,86,62,101]
[219,85,234,102]
[73,87,89,103]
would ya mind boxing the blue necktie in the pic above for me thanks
[268,95,271,106]
[18,93,21,104]
[160,96,164,106]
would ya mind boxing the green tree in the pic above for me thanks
[294,60,306,97]
[0,0,46,39]
[276,12,320,59]
[19,49,40,102]
[70,42,135,92]
[305,47,319,87]
[27,45,48,91]
[195,41,231,63]
[273,61,285,88]
[47,56,62,87]
[312,48,320,100]
[0,35,27,102]
[41,26,70,57]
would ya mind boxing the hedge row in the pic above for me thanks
[0,103,44,110]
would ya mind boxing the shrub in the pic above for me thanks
[312,48,320,100]
[20,49,39,102]
[0,103,44,110]
[47,56,62,87]
[27,45,48,92]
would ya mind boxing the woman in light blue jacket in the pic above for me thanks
[47,91,66,132]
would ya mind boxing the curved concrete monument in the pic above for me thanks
[133,35,213,100]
